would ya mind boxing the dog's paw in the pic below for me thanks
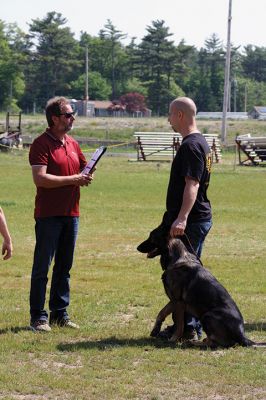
[169,334,182,343]
[150,326,161,337]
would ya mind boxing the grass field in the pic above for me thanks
[0,148,265,399]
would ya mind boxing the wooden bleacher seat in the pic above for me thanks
[133,132,180,161]
[133,132,221,163]
[235,134,266,165]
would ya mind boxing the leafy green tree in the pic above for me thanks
[70,71,111,100]
[137,20,177,115]
[79,33,110,85]
[228,45,243,111]
[0,21,12,109]
[27,12,81,108]
[123,78,148,97]
[80,24,129,100]
[188,34,225,111]
[125,37,139,80]
[173,40,198,95]
[242,45,266,82]
[147,75,185,114]
[234,77,266,111]
[0,21,26,111]
[202,34,225,110]
[2,15,266,114]
[98,20,128,99]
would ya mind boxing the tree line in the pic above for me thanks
[1,12,266,115]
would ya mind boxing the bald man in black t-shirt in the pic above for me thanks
[167,97,212,245]
[161,97,213,340]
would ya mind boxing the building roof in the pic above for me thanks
[252,106,266,115]
[93,101,113,109]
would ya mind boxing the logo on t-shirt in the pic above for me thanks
[206,153,212,173]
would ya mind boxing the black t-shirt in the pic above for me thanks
[166,132,212,223]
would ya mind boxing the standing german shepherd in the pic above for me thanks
[138,233,265,348]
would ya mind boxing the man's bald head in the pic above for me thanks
[168,97,198,136]
[170,97,197,118]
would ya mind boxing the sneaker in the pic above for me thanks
[30,320,51,332]
[50,318,80,329]
[62,319,80,329]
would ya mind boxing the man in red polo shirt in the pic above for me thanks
[29,96,93,332]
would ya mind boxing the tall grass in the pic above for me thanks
[0,149,265,399]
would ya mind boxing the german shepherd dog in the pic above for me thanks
[137,229,265,348]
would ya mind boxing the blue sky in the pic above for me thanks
[2,0,265,49]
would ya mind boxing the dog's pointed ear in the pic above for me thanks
[168,238,187,261]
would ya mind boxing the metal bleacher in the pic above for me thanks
[133,132,221,163]
[235,134,266,165]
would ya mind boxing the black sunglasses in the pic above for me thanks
[59,111,76,119]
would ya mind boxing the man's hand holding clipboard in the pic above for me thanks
[82,146,107,175]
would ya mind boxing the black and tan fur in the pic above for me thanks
[137,232,265,348]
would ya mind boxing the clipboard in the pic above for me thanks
[82,146,107,175]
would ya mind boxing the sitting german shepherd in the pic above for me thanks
[137,231,264,348]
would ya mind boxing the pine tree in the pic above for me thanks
[28,12,81,107]
[137,20,177,115]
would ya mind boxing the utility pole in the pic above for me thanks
[244,84,247,113]
[221,0,232,143]
[233,76,237,112]
[84,45,89,117]
[228,81,231,112]
[8,80,13,112]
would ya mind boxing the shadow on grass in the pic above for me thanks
[56,322,266,352]
[56,337,239,352]
[57,336,179,352]
[0,326,31,334]
[0,321,264,339]
[57,332,266,353]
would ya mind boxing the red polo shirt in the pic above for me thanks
[29,129,87,218]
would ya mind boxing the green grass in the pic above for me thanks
[0,149,265,399]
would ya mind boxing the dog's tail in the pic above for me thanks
[251,342,266,348]
[241,337,266,348]
[240,336,255,347]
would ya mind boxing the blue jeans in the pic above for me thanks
[184,220,212,258]
[183,220,212,335]
[30,216,79,323]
